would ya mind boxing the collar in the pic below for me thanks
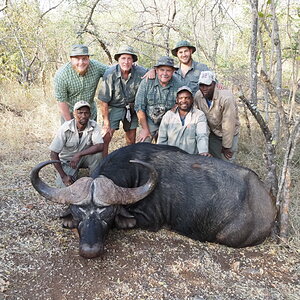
[154,76,174,88]
[176,59,195,74]
[116,64,133,79]
[66,119,95,133]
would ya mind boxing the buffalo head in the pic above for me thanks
[30,160,158,258]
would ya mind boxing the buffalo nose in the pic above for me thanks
[79,243,104,259]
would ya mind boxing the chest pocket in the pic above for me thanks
[65,132,79,150]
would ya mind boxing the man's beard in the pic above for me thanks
[72,65,89,75]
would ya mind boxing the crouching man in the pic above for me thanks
[49,101,104,187]
[157,86,211,156]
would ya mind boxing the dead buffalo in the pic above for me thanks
[30,143,276,258]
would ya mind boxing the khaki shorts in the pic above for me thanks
[108,106,138,130]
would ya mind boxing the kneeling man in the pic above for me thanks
[157,86,210,156]
[49,101,104,187]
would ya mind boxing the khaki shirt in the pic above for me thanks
[157,107,209,154]
[49,119,103,162]
[194,87,240,148]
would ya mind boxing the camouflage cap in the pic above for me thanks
[154,56,178,69]
[73,101,91,111]
[171,40,196,57]
[176,85,193,96]
[198,71,217,85]
[70,44,92,57]
[114,45,138,62]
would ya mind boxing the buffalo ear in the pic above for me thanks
[114,207,136,229]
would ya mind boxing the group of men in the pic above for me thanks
[50,41,240,187]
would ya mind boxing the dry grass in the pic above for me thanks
[0,83,299,299]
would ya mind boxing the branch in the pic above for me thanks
[81,0,102,33]
[84,29,113,64]
[238,90,278,196]
[40,0,64,19]
[239,92,273,141]
[0,0,8,12]
[276,117,300,206]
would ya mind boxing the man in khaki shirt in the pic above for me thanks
[49,101,104,187]
[194,71,240,161]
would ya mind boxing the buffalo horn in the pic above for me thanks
[93,159,158,205]
[30,160,93,205]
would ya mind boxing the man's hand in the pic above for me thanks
[70,153,81,169]
[142,69,156,81]
[137,128,151,142]
[199,152,212,157]
[221,147,233,160]
[62,174,74,186]
[216,83,226,90]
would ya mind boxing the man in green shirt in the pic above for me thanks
[98,45,148,156]
[54,44,108,122]
[171,40,210,96]
[135,56,182,143]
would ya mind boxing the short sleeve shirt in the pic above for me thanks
[135,76,182,124]
[98,64,148,108]
[54,59,108,120]
[49,119,103,162]
[173,60,210,96]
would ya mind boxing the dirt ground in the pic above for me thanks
[1,129,299,300]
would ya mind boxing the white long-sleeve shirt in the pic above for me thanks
[157,107,209,154]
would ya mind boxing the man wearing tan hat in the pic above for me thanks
[135,56,182,143]
[157,86,210,155]
[98,45,148,157]
[49,101,104,187]
[171,40,210,95]
[194,71,240,161]
[54,44,108,122]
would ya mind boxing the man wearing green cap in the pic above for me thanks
[98,45,148,157]
[171,40,210,95]
[135,56,182,143]
[54,44,108,122]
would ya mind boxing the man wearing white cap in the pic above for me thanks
[54,44,108,122]
[194,71,240,161]
[49,101,104,187]
[157,86,210,155]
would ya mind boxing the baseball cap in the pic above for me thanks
[177,86,193,96]
[73,101,91,111]
[198,71,216,85]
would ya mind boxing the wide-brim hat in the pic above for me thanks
[114,45,138,62]
[70,44,92,57]
[73,101,91,111]
[171,40,196,57]
[153,56,178,69]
